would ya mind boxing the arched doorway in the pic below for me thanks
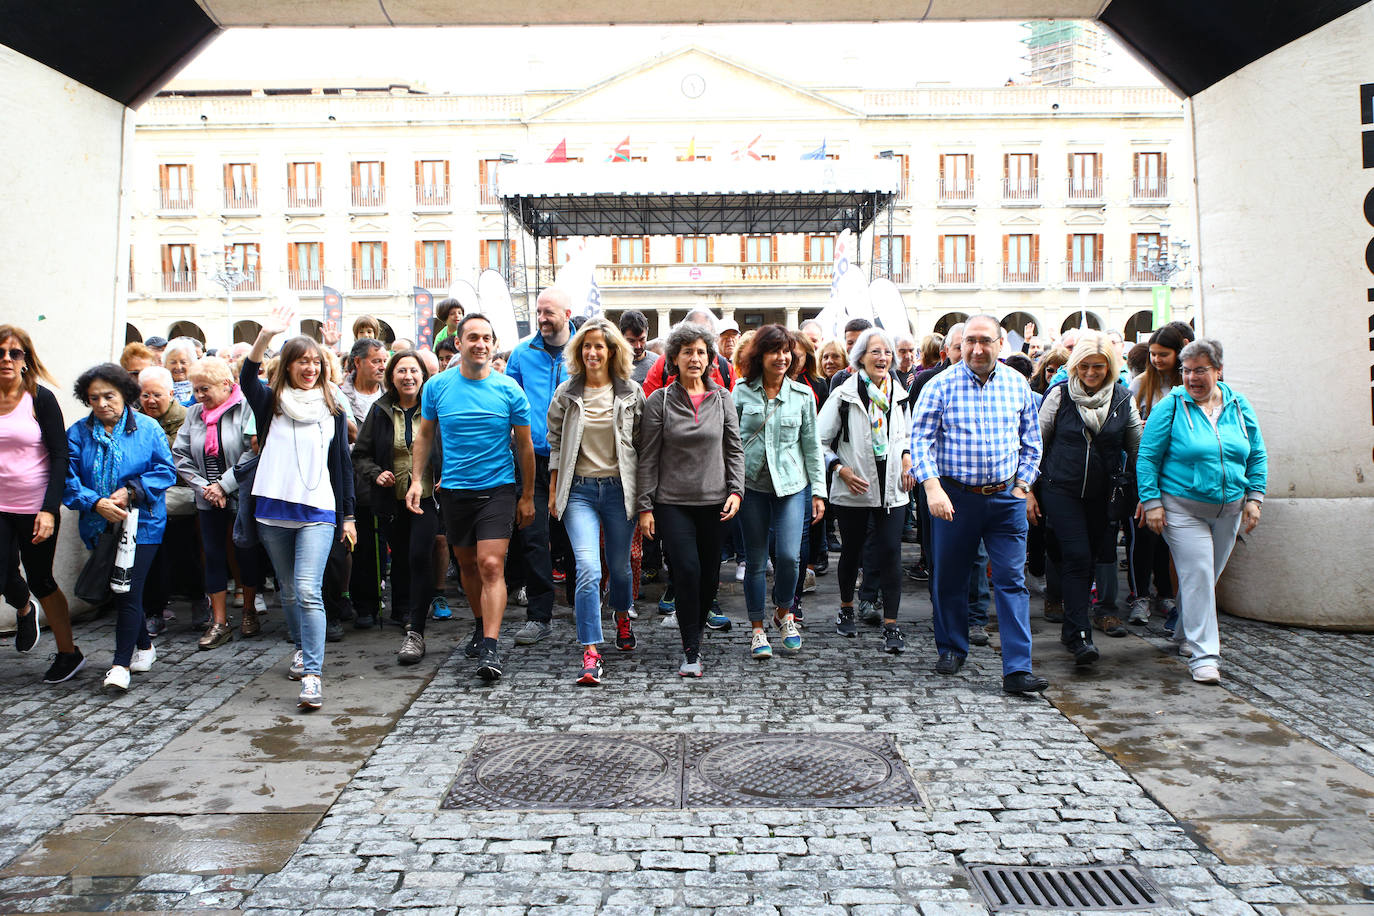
[1123,310,1155,343]
[934,311,969,335]
[233,320,262,344]
[300,319,323,342]
[168,320,206,343]
[1000,311,1040,345]
[376,320,396,345]
[1060,312,1102,333]
[124,323,142,345]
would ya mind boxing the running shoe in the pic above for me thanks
[750,630,772,659]
[882,624,906,654]
[298,674,323,709]
[835,606,858,637]
[477,644,504,681]
[464,624,483,658]
[577,647,603,686]
[15,597,39,653]
[42,649,85,684]
[430,597,452,620]
[705,600,732,632]
[657,588,675,615]
[774,614,802,654]
[677,652,704,677]
[614,615,636,651]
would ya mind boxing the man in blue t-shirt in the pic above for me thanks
[408,313,534,682]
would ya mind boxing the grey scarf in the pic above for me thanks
[1067,376,1113,435]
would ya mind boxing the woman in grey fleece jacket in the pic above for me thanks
[636,323,744,678]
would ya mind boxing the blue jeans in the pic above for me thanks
[739,488,807,623]
[562,477,634,646]
[257,521,334,676]
[931,487,1033,675]
[968,539,990,626]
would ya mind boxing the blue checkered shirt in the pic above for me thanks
[909,361,1042,487]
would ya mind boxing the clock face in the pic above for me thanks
[681,74,706,99]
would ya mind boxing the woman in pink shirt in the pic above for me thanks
[0,325,83,683]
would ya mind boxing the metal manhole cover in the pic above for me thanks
[442,734,683,810]
[684,733,923,808]
[968,864,1171,911]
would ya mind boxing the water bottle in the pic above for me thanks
[110,508,139,594]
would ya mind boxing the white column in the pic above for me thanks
[655,307,672,339]
[785,307,800,330]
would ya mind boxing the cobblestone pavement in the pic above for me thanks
[0,547,1371,915]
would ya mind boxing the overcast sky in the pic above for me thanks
[172,22,1163,94]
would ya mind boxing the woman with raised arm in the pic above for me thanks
[241,303,356,710]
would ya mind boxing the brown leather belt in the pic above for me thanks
[942,477,1011,495]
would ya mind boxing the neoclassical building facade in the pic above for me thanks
[124,47,1192,347]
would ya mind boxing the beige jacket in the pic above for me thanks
[546,375,645,519]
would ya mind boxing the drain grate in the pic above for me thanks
[968,864,1170,911]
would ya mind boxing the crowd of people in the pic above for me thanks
[0,298,1266,709]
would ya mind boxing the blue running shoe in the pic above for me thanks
[705,599,732,632]
[430,597,452,620]
[657,588,676,615]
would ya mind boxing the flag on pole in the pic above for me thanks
[413,287,435,350]
[322,286,344,335]
[801,140,827,160]
[607,137,631,163]
[1151,285,1173,328]
[731,134,763,161]
[545,139,569,163]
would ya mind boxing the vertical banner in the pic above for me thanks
[322,286,344,335]
[413,287,435,350]
[1151,285,1172,328]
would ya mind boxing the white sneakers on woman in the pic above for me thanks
[130,645,156,672]
[102,666,130,692]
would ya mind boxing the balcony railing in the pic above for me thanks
[158,189,194,211]
[588,261,840,286]
[416,184,450,207]
[938,179,975,203]
[1067,176,1104,201]
[872,263,913,284]
[157,271,197,293]
[1064,260,1106,284]
[800,261,832,280]
[999,261,1043,285]
[1128,261,1159,283]
[417,268,450,289]
[1002,178,1039,202]
[232,273,262,293]
[222,188,258,210]
[479,182,500,206]
[350,184,386,208]
[936,261,978,285]
[288,269,323,291]
[352,267,390,291]
[1132,176,1169,200]
[287,186,324,209]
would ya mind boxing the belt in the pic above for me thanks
[942,477,1011,496]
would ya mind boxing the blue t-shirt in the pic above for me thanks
[421,370,531,490]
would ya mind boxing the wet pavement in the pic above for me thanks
[0,543,1371,914]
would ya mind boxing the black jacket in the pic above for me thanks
[352,393,440,519]
[29,386,68,516]
[1039,380,1134,498]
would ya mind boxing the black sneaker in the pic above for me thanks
[882,624,906,654]
[858,600,881,627]
[1067,631,1100,666]
[905,562,930,582]
[614,615,636,651]
[835,606,857,638]
[464,625,483,659]
[325,620,345,642]
[42,648,85,683]
[145,615,166,638]
[476,644,503,681]
[15,598,39,653]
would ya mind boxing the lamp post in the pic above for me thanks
[201,239,258,346]
[1134,221,1190,330]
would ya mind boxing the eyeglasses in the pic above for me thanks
[1180,366,1215,377]
[963,336,997,348]
[0,348,24,361]
[865,348,893,358]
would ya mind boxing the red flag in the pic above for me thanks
[608,137,630,163]
[546,139,569,163]
[731,134,763,161]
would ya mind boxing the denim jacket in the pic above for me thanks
[734,376,825,498]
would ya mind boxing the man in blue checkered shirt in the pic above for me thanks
[909,314,1048,695]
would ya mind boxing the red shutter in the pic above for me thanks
[968,235,975,264]
[1132,152,1140,180]
[443,160,450,188]
[444,240,451,275]
[611,238,620,263]
[1031,234,1040,264]
[1160,152,1168,183]
[1031,154,1039,179]
[938,154,945,180]
[739,237,747,261]
[967,155,973,183]
[381,241,388,271]
[287,163,295,191]
[1001,234,1009,265]
[902,235,910,266]
[707,237,715,261]
[1129,233,1137,263]
[478,159,488,186]
[479,240,488,270]
[352,241,361,272]
[223,163,231,193]
[1066,234,1074,263]
[771,234,779,262]
[508,241,515,267]
[288,243,298,272]
[414,160,421,190]
[937,235,945,266]
[1003,153,1009,179]
[351,161,360,188]
[675,237,684,263]
[415,240,423,275]
[161,244,172,273]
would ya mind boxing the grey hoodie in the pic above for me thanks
[635,377,744,513]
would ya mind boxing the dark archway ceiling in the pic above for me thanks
[0,0,1368,107]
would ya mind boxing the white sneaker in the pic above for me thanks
[288,649,305,680]
[802,568,817,593]
[129,645,156,672]
[103,665,131,692]
[298,674,323,709]
[660,611,678,629]
[1191,665,1221,685]
[255,594,268,614]
[626,605,639,620]
[735,562,746,582]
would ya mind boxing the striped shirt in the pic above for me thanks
[909,361,1042,487]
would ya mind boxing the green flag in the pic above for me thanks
[1151,285,1172,329]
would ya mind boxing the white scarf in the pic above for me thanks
[1067,376,1114,435]
[277,385,329,424]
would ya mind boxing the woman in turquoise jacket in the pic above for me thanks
[1135,338,1266,686]
[65,363,177,693]
[734,325,826,660]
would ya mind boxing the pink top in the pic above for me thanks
[688,390,710,423]
[0,391,48,513]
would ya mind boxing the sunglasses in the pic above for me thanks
[1,348,24,361]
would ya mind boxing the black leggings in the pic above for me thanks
[0,511,60,604]
[378,497,439,634]
[834,505,905,619]
[1127,520,1174,600]
[199,506,263,594]
[655,503,723,656]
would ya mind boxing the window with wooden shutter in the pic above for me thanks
[160,243,197,292]
[479,159,501,205]
[939,234,973,283]
[417,240,449,288]
[353,240,386,289]
[223,163,256,209]
[288,162,321,208]
[1004,153,1038,201]
[939,154,973,201]
[159,164,193,210]
[351,161,384,208]
[1068,152,1102,199]
[1132,232,1162,281]
[1067,234,1103,282]
[741,235,778,280]
[417,159,449,205]
[1003,234,1037,283]
[612,236,649,281]
[1133,152,1166,199]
